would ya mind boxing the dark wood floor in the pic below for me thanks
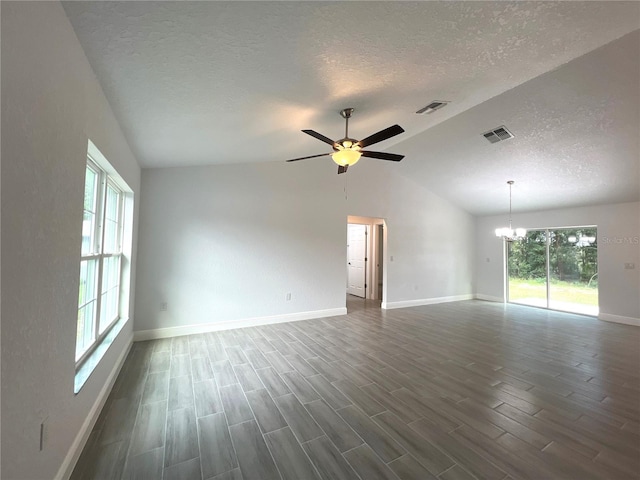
[72,298,640,479]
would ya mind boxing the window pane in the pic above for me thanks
[103,185,121,253]
[104,219,118,253]
[508,230,548,308]
[112,257,121,289]
[105,185,119,221]
[101,256,121,293]
[82,166,99,255]
[76,300,96,360]
[111,289,119,320]
[84,166,98,212]
[78,259,98,308]
[100,257,121,333]
[549,228,598,315]
[99,287,119,334]
[100,291,108,333]
[81,211,95,255]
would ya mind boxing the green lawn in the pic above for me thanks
[509,278,598,306]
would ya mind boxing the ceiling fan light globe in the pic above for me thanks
[332,149,361,167]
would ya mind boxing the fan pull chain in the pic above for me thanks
[344,171,348,200]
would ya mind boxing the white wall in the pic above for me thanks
[1,3,141,479]
[347,162,475,308]
[475,202,640,323]
[134,158,474,335]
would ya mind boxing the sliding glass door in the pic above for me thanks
[548,228,598,315]
[507,230,547,308]
[507,227,598,316]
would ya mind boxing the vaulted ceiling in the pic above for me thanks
[62,1,639,215]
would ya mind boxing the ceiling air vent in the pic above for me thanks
[483,125,514,144]
[416,101,449,115]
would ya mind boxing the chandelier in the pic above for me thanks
[495,180,526,242]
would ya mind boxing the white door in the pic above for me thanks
[347,224,367,297]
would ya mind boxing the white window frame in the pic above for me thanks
[76,157,125,367]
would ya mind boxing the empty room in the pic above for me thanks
[2,2,640,480]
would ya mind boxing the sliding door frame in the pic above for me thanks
[506,225,598,315]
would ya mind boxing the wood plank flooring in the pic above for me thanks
[72,298,640,479]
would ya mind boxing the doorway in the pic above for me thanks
[507,226,598,316]
[347,224,367,297]
[346,216,385,309]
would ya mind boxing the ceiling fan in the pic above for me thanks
[285,108,405,174]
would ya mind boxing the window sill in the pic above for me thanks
[74,317,128,394]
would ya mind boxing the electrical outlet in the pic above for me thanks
[624,263,635,270]
[160,302,168,311]
[286,293,292,301]
[390,255,394,262]
[486,257,491,262]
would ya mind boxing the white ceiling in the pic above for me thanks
[62,1,640,214]
[395,29,640,214]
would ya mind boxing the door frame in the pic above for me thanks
[347,223,368,298]
[347,215,387,303]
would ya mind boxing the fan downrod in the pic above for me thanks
[338,108,356,142]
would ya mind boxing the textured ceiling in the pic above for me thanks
[62,1,640,214]
[395,30,640,214]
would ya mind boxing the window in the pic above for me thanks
[76,158,125,363]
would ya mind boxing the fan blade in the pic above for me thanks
[361,151,404,162]
[302,130,336,146]
[285,153,331,162]
[358,124,404,148]
[338,165,348,174]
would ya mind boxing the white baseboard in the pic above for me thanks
[475,294,504,303]
[133,307,348,341]
[381,294,474,310]
[598,313,640,327]
[55,339,133,480]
